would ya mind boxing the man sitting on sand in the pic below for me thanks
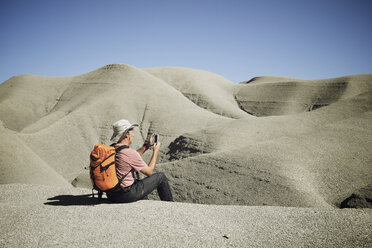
[106,119,173,203]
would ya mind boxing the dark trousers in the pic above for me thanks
[107,172,173,203]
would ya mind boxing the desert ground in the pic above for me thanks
[1,64,371,247]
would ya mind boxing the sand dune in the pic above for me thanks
[0,64,371,247]
[235,74,372,116]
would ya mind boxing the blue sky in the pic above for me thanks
[0,0,371,83]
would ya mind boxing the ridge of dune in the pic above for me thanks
[8,64,233,134]
[240,75,306,84]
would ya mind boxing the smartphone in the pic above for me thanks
[154,134,159,144]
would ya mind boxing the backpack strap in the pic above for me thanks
[106,168,134,194]
[112,145,134,190]
[115,145,129,152]
[118,168,134,184]
[115,145,139,180]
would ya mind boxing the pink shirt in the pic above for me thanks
[114,144,147,187]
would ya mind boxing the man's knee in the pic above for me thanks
[155,172,167,182]
[156,172,168,183]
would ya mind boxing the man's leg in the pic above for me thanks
[139,172,173,201]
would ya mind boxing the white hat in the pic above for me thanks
[110,119,139,143]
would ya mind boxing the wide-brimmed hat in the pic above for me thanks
[110,119,139,143]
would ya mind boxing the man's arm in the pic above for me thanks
[136,144,148,156]
[140,142,160,176]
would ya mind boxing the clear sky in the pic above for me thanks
[0,0,371,83]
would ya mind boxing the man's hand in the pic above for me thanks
[147,133,156,147]
[153,141,161,153]
[140,141,161,177]
[137,133,155,156]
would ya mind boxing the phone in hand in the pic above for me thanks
[154,134,159,144]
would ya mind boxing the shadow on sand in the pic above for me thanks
[44,194,111,206]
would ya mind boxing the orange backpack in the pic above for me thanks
[89,144,132,199]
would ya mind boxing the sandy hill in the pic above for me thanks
[0,64,371,247]
[144,67,248,119]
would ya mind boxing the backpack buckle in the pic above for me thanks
[92,188,103,200]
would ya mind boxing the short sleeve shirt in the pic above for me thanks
[113,144,147,187]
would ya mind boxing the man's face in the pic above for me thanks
[128,129,134,145]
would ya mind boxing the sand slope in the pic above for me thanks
[0,122,69,186]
